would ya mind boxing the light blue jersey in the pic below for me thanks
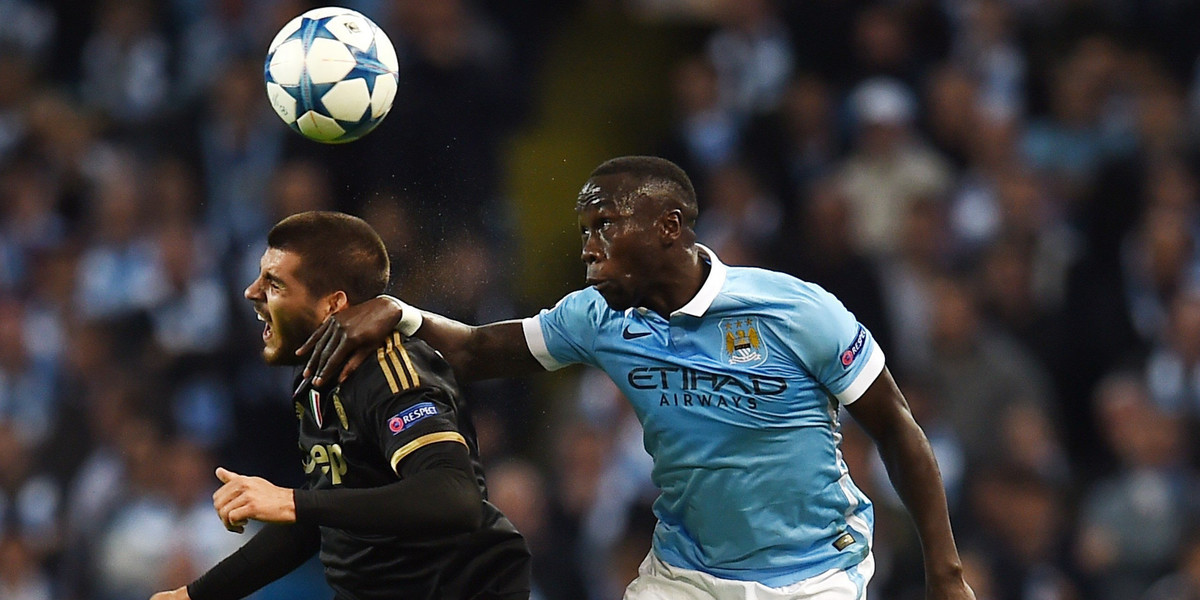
[522,246,883,588]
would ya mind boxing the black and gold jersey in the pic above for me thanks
[295,332,529,600]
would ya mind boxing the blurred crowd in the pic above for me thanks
[3,1,1200,600]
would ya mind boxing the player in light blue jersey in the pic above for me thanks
[526,247,880,590]
[300,156,975,600]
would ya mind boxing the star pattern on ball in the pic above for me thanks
[264,9,399,144]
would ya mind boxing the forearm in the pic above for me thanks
[412,313,539,382]
[293,442,483,537]
[187,522,321,600]
[846,369,974,598]
[874,417,964,579]
[294,467,483,536]
[410,312,491,379]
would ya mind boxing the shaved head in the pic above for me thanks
[578,156,698,227]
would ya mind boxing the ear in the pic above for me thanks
[659,209,683,245]
[323,290,350,318]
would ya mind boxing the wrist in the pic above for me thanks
[292,489,310,523]
[926,559,965,582]
[284,488,297,522]
[378,295,423,336]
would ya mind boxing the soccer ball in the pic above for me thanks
[264,7,399,143]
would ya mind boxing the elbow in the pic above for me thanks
[444,342,482,382]
[379,471,482,537]
[866,417,926,461]
[880,410,927,445]
[461,496,485,532]
[444,475,484,534]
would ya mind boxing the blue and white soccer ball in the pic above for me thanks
[264,7,399,143]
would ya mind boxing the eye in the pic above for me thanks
[581,216,614,238]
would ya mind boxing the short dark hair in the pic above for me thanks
[267,211,389,304]
[589,156,699,225]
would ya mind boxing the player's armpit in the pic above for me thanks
[294,441,483,537]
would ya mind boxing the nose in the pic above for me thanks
[581,233,602,265]
[244,278,262,301]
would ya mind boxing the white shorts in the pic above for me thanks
[623,551,874,600]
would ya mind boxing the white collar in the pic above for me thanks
[670,244,726,317]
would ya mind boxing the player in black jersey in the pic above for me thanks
[149,211,530,600]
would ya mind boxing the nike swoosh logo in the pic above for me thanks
[622,326,651,340]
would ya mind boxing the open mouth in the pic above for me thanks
[256,310,273,341]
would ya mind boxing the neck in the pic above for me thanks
[644,245,708,317]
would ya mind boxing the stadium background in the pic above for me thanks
[1,0,1200,599]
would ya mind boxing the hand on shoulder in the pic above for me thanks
[299,295,404,387]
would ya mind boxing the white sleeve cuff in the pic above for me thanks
[522,316,566,371]
[380,295,423,336]
[836,344,885,405]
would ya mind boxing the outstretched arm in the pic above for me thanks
[297,296,543,386]
[844,367,975,600]
[148,522,321,600]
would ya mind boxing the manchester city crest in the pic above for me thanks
[720,317,767,366]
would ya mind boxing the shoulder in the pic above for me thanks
[540,287,616,325]
[343,332,459,400]
[724,266,844,313]
[554,286,608,310]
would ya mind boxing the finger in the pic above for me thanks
[218,494,251,526]
[302,319,337,377]
[213,482,240,513]
[313,328,351,388]
[304,321,339,379]
[215,467,238,483]
[339,350,371,383]
[219,506,240,531]
[313,321,347,385]
[298,316,333,361]
[214,491,236,522]
[228,505,253,525]
[212,474,247,513]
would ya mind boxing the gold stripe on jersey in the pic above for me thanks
[377,347,401,393]
[392,333,421,388]
[389,431,467,474]
[332,392,350,430]
[383,338,413,390]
